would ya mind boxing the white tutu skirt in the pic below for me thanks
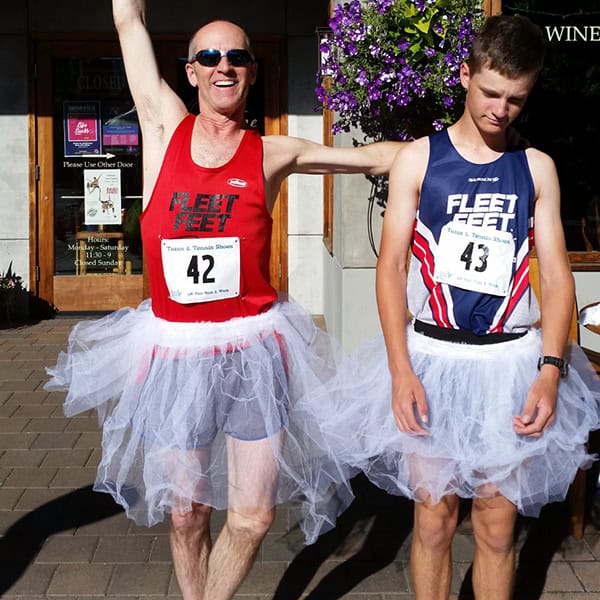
[45,299,356,544]
[309,323,600,516]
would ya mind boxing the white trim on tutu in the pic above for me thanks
[45,299,356,544]
[310,321,600,517]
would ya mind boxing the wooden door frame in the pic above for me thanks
[482,0,501,15]
[32,37,135,309]
[30,33,288,310]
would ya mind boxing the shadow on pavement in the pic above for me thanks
[275,470,600,600]
[0,287,57,330]
[512,502,571,600]
[457,500,571,600]
[0,485,124,594]
[459,453,600,600]
[273,474,414,600]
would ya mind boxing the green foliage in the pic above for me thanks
[316,0,484,142]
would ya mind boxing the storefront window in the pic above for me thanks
[503,1,600,260]
[52,57,143,277]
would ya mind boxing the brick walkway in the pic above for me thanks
[0,316,599,599]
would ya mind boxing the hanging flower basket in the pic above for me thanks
[316,0,484,254]
[317,0,484,144]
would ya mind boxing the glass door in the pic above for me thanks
[36,41,144,310]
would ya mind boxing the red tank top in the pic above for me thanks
[140,114,277,323]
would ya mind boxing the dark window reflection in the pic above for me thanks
[503,1,600,253]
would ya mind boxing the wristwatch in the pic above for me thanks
[537,355,568,378]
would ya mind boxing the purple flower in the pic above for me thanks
[355,68,369,86]
[378,69,396,83]
[317,0,484,142]
[374,0,393,13]
[319,39,331,55]
[369,43,382,59]
[368,85,383,101]
[444,52,456,67]
[344,41,358,56]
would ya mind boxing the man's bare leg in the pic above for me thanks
[170,502,213,600]
[202,504,275,600]
[203,434,280,600]
[471,495,517,600]
[165,448,214,600]
[411,495,460,600]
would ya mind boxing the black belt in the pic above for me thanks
[413,319,527,345]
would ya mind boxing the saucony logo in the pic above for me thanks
[227,178,248,188]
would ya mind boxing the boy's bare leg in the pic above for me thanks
[471,495,517,600]
[203,434,281,600]
[411,494,460,600]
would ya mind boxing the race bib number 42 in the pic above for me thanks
[434,223,515,296]
[161,237,240,304]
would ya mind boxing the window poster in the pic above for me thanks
[103,106,140,153]
[64,101,102,157]
[83,168,122,225]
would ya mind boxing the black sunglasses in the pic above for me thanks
[189,48,255,67]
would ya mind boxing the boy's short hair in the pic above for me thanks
[467,15,545,79]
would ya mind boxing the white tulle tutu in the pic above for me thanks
[45,299,355,543]
[309,323,600,516]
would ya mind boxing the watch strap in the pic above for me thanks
[537,355,568,378]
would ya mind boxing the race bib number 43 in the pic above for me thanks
[434,223,515,296]
[161,237,240,304]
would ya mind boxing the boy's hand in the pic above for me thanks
[513,372,558,436]
[391,370,429,435]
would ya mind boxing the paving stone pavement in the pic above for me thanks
[0,315,599,599]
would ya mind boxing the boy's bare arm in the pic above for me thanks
[376,140,429,434]
[514,148,574,436]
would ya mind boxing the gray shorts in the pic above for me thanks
[160,333,291,447]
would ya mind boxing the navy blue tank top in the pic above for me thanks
[408,129,539,335]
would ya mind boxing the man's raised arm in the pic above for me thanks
[112,0,186,131]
